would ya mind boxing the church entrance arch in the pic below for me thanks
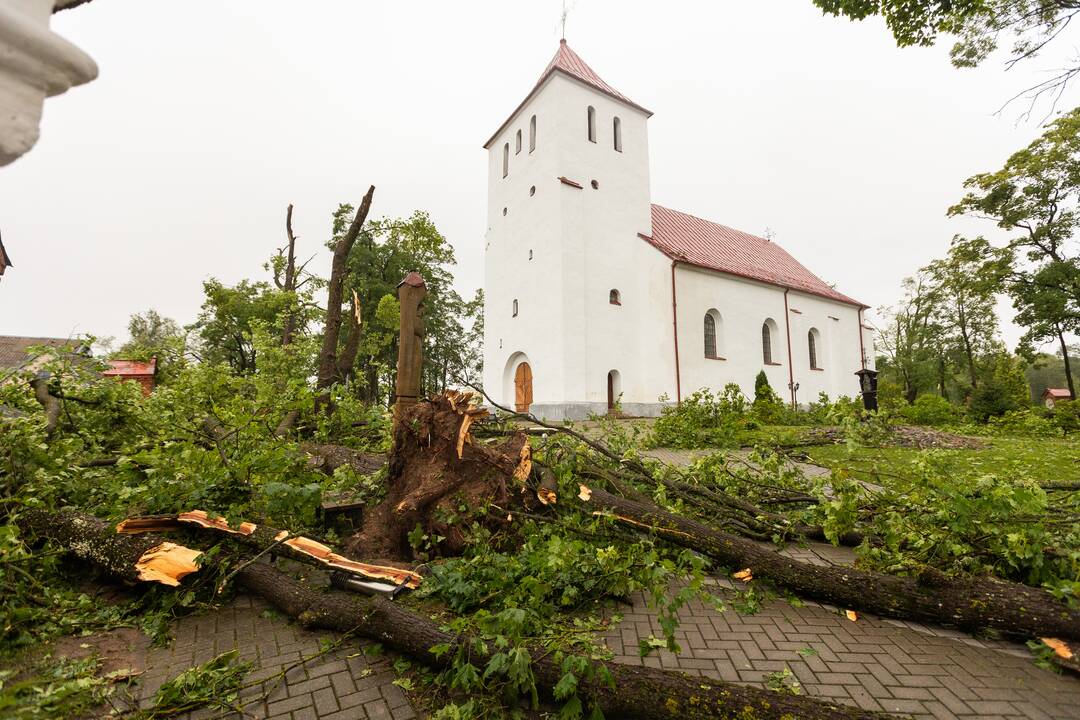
[502,352,533,413]
[607,370,621,412]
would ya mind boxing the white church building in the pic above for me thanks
[482,40,873,420]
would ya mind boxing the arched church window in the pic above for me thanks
[808,328,822,369]
[529,114,536,152]
[704,314,717,358]
[613,116,622,152]
[502,143,509,178]
[587,106,596,143]
[516,129,522,154]
[609,289,621,305]
[512,299,518,317]
[762,321,774,364]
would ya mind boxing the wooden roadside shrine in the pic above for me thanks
[393,271,427,433]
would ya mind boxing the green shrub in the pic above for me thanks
[968,381,1021,422]
[649,385,753,448]
[1052,399,1080,436]
[898,394,959,426]
[985,409,1059,438]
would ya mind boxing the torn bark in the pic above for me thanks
[581,485,1080,641]
[19,508,896,720]
[115,510,421,589]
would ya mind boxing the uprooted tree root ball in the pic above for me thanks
[344,392,533,561]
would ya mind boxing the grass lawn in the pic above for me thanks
[804,436,1080,486]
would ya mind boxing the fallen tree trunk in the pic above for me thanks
[580,485,1080,641]
[21,508,896,720]
[18,509,201,586]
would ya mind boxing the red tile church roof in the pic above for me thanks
[539,40,650,116]
[484,40,650,148]
[645,204,866,307]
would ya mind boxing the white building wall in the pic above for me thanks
[673,265,867,403]
[482,80,565,410]
[483,73,659,420]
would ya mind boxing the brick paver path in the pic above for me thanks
[134,594,416,720]
[612,447,1080,719]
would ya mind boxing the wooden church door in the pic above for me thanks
[514,362,533,412]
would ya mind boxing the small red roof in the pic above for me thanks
[104,358,157,377]
[484,40,650,148]
[1043,388,1072,399]
[644,204,866,308]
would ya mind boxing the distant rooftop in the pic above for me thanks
[0,336,78,370]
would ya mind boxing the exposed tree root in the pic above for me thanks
[344,392,533,561]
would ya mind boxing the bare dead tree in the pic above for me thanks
[315,186,375,414]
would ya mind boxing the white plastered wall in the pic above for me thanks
[673,265,868,403]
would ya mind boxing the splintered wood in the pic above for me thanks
[134,542,202,586]
[116,510,256,536]
[283,535,422,589]
[116,509,422,590]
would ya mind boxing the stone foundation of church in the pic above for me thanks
[519,402,672,422]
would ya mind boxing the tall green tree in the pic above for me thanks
[949,107,1080,398]
[331,207,479,404]
[189,279,294,373]
[1014,262,1079,397]
[921,237,1003,391]
[875,274,943,402]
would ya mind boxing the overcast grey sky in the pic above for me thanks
[3,0,1077,351]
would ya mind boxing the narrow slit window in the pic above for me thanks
[808,329,822,369]
[512,299,518,317]
[587,106,596,143]
[502,143,509,178]
[762,322,773,365]
[704,314,717,358]
[515,129,522,154]
[529,114,536,151]
[613,116,622,152]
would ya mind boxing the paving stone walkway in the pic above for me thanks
[133,594,417,720]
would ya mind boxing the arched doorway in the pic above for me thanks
[607,370,621,413]
[515,362,533,412]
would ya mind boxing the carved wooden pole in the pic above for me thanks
[393,272,427,432]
